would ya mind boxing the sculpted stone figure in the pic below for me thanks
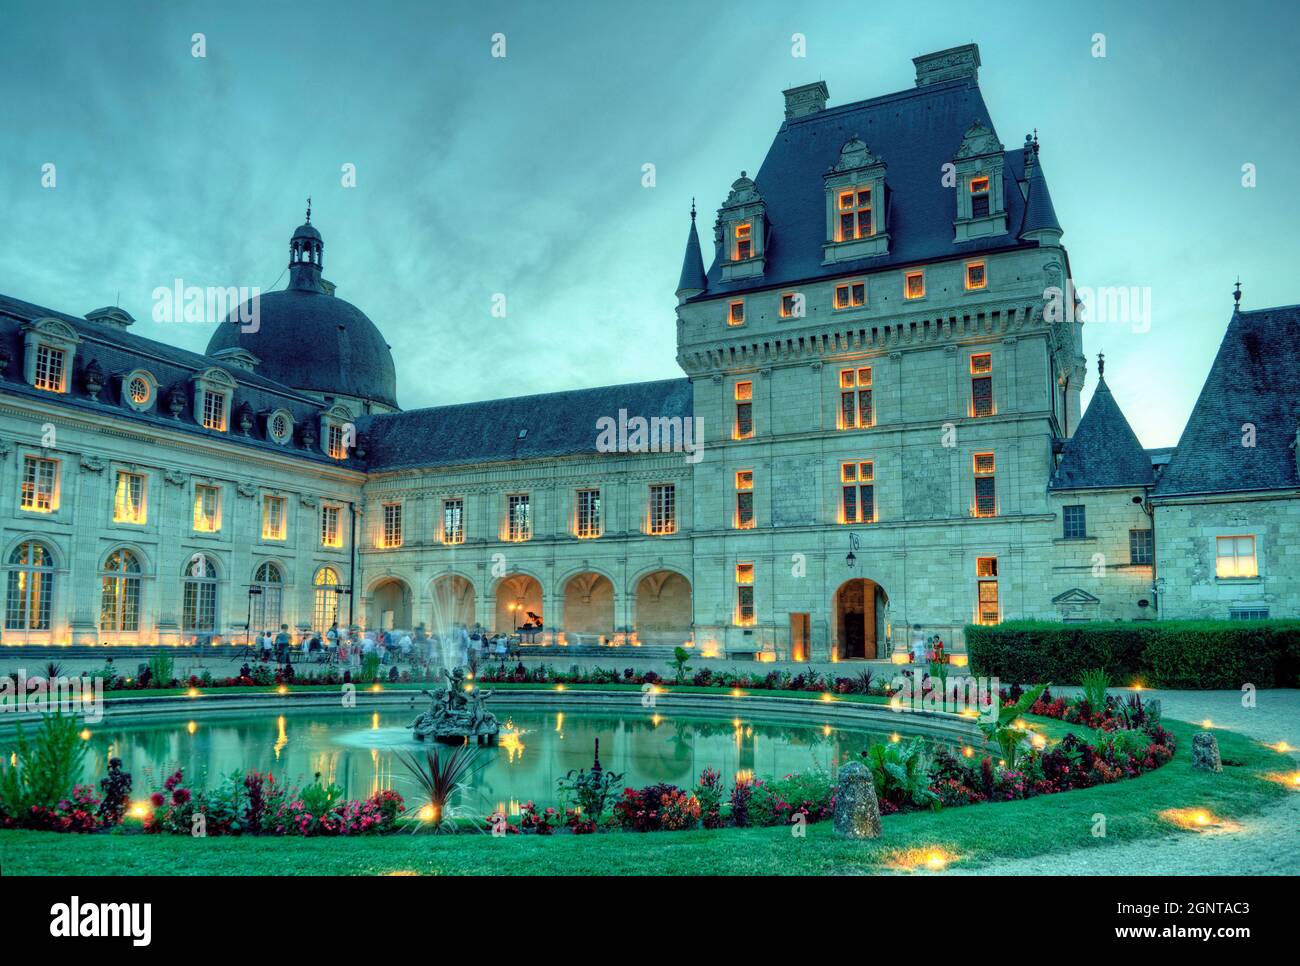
[408,666,499,744]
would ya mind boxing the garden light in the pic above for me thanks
[1270,741,1292,753]
[1159,808,1238,832]
[1031,734,1047,749]
[1201,719,1214,729]
[187,687,200,698]
[277,685,288,694]
[820,692,834,702]
[128,801,152,821]
[885,847,958,872]
[79,729,92,741]
[187,722,197,735]
[962,746,974,758]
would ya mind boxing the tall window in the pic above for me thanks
[735,562,755,625]
[251,561,283,632]
[328,423,348,460]
[99,548,141,634]
[965,261,986,290]
[442,499,465,544]
[261,495,287,540]
[1215,536,1257,578]
[193,484,221,532]
[21,456,59,512]
[34,344,67,392]
[970,353,994,417]
[838,367,873,429]
[837,188,872,240]
[201,390,227,431]
[904,270,925,299]
[1129,529,1154,565]
[969,176,990,218]
[5,541,54,631]
[976,557,999,625]
[780,292,802,318]
[733,223,752,260]
[321,504,342,548]
[734,381,753,439]
[507,494,531,542]
[1062,505,1087,539]
[834,281,866,309]
[973,452,996,517]
[735,471,754,529]
[840,461,875,524]
[382,502,403,548]
[113,471,147,524]
[182,554,218,633]
[649,484,676,535]
[728,300,745,326]
[576,489,601,539]
[314,567,342,631]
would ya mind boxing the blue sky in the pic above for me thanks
[2,0,1297,446]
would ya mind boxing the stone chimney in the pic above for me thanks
[913,44,981,87]
[85,306,135,329]
[783,80,829,120]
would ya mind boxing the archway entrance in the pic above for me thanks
[494,574,543,635]
[563,572,614,643]
[368,578,412,633]
[430,574,476,635]
[833,578,888,660]
[634,570,692,646]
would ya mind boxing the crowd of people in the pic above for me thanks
[248,621,519,668]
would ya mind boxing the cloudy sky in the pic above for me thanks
[2,0,1297,446]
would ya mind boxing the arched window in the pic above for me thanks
[5,541,54,631]
[251,561,284,633]
[100,549,142,633]
[313,566,341,632]
[182,553,218,632]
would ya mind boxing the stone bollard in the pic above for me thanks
[1191,731,1222,773]
[833,761,882,839]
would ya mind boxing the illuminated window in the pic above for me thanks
[970,353,994,417]
[649,484,676,535]
[382,502,403,548]
[113,471,147,524]
[201,389,227,431]
[575,489,601,539]
[735,471,754,529]
[251,561,284,632]
[970,176,990,219]
[735,562,755,625]
[734,223,752,261]
[1130,529,1153,565]
[973,453,996,517]
[262,494,287,541]
[780,292,802,318]
[1215,536,1257,579]
[734,381,754,439]
[976,556,999,625]
[33,344,66,392]
[314,567,342,631]
[321,504,342,548]
[834,281,866,309]
[128,376,152,406]
[839,461,875,524]
[1062,504,1086,539]
[5,541,54,631]
[99,549,141,634]
[21,456,59,513]
[181,554,217,633]
[507,494,531,542]
[837,188,873,241]
[965,261,986,290]
[838,367,873,429]
[728,300,745,326]
[442,498,465,545]
[193,484,221,533]
[904,271,925,300]
[268,411,293,445]
[328,423,348,459]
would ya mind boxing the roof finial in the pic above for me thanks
[690,197,696,222]
[305,196,312,224]
[1097,351,1105,377]
[1233,277,1242,311]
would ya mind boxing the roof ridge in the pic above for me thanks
[783,77,976,127]
[366,376,691,421]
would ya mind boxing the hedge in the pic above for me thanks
[965,620,1300,689]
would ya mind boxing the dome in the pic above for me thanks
[206,213,398,410]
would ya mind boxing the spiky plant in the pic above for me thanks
[396,743,484,833]
[1079,668,1111,714]
[977,682,1050,769]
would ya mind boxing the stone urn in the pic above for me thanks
[167,384,186,419]
[1191,732,1222,773]
[833,761,882,839]
[83,358,105,401]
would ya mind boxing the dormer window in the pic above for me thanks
[21,318,81,394]
[716,172,766,281]
[823,138,889,263]
[733,223,752,261]
[122,370,157,412]
[192,368,236,433]
[328,423,347,459]
[728,300,745,327]
[34,345,67,392]
[202,391,226,430]
[951,120,1008,241]
[319,403,355,460]
[969,177,991,218]
[837,189,873,241]
[267,409,295,446]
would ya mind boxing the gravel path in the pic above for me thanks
[950,689,1300,876]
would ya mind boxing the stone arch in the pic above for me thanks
[429,573,476,635]
[832,577,890,660]
[367,576,413,633]
[562,572,615,642]
[493,573,543,634]
[633,570,693,646]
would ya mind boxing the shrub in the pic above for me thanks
[556,739,623,825]
[97,757,132,827]
[0,712,88,825]
[696,768,724,829]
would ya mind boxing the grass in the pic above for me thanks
[0,716,1289,875]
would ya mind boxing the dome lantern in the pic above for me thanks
[288,197,324,291]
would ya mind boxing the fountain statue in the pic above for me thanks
[408,666,500,744]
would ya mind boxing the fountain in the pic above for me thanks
[407,666,500,744]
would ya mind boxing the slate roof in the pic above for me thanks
[696,77,1042,298]
[0,292,362,468]
[676,215,707,294]
[1020,151,1062,237]
[359,378,694,471]
[1050,376,1155,490]
[1155,304,1300,497]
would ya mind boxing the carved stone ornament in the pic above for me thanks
[80,455,107,473]
[300,494,319,508]
[954,119,1004,160]
[164,470,188,487]
[237,482,258,498]
[831,136,882,172]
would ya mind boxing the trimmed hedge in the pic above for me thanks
[966,620,1300,689]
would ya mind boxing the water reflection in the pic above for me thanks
[79,708,897,815]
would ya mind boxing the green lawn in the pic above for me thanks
[0,717,1289,875]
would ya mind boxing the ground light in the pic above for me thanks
[127,801,152,821]
[885,847,960,872]
[1261,772,1300,790]
[1201,719,1215,729]
[187,687,200,698]
[1268,741,1292,753]
[1159,807,1241,832]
